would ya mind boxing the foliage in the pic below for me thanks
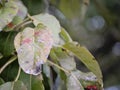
[0,0,103,90]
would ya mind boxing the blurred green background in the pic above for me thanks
[21,0,120,89]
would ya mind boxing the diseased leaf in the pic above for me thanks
[70,70,103,89]
[0,31,17,57]
[63,42,103,84]
[67,74,84,90]
[51,47,76,71]
[4,16,23,31]
[32,13,61,45]
[14,24,53,75]
[0,81,27,90]
[0,1,18,31]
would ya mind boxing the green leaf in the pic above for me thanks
[19,71,31,90]
[0,82,12,90]
[63,42,103,84]
[0,81,27,90]
[14,24,53,75]
[0,1,18,31]
[32,75,44,90]
[13,81,27,90]
[0,78,4,85]
[51,47,76,71]
[60,27,72,43]
[32,13,61,45]
[22,0,45,15]
[0,31,17,57]
[19,71,45,90]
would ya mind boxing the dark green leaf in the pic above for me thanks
[0,78,4,85]
[0,31,17,57]
[63,42,103,84]
[22,0,45,15]
[19,71,45,90]
[19,71,31,90]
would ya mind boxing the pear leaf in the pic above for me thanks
[0,1,18,31]
[32,13,61,45]
[63,42,103,84]
[14,24,53,75]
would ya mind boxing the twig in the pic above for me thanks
[13,18,30,29]
[47,60,70,74]
[16,20,32,31]
[0,55,17,74]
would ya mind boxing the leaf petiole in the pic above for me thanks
[0,55,17,74]
[14,67,21,82]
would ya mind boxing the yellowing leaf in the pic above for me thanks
[0,1,18,31]
[63,42,103,84]
[14,24,53,75]
[32,13,61,45]
[60,27,72,43]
